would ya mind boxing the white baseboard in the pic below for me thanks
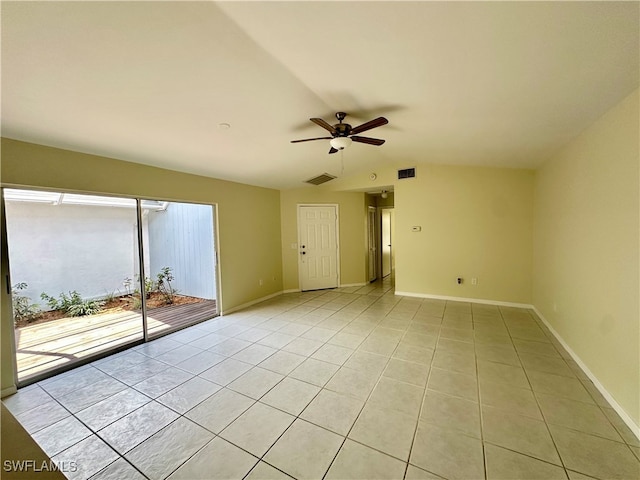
[394,291,533,309]
[283,289,301,294]
[221,291,284,315]
[1,385,17,398]
[532,307,640,441]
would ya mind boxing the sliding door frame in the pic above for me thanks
[1,192,20,392]
[135,198,150,343]
[2,184,221,387]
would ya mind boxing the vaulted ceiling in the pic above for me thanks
[2,1,638,189]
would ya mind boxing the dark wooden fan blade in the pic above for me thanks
[310,118,337,134]
[351,136,385,146]
[350,117,388,135]
[291,137,332,143]
[328,147,338,154]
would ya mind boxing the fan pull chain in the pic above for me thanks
[340,150,345,175]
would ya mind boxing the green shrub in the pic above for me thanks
[12,283,40,324]
[156,267,177,305]
[133,274,156,299]
[40,290,105,317]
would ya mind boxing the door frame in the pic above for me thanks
[379,206,394,279]
[1,192,19,395]
[297,204,340,291]
[367,206,377,282]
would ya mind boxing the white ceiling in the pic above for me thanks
[2,1,638,190]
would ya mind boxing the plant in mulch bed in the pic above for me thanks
[156,267,178,305]
[40,290,105,317]
[11,282,40,324]
[103,290,118,303]
[133,274,156,299]
[123,277,133,296]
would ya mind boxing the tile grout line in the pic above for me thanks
[314,290,402,479]
[216,285,398,479]
[402,301,444,480]
[315,292,415,478]
[518,313,640,476]
[530,308,637,449]
[119,290,343,479]
[473,303,490,480]
[37,370,150,480]
[502,306,570,478]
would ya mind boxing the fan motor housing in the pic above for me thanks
[334,123,351,136]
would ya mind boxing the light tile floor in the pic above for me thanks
[4,278,640,479]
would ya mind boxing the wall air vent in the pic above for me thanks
[305,173,336,186]
[397,168,416,180]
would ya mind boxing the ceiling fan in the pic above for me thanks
[291,112,388,154]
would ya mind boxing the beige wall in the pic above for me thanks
[1,138,283,392]
[331,164,534,304]
[532,89,639,426]
[396,166,533,302]
[280,188,367,291]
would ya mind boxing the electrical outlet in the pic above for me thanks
[259,279,263,286]
[456,277,463,285]
[471,278,478,285]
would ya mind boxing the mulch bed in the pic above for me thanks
[15,293,205,328]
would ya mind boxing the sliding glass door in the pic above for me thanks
[3,188,218,383]
[141,199,218,339]
[4,190,144,381]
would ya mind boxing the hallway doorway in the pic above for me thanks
[365,191,394,283]
[381,208,394,278]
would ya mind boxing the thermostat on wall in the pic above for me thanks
[412,226,422,232]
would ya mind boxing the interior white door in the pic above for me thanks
[298,205,338,291]
[368,206,377,282]
[382,209,392,277]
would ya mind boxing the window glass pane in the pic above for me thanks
[141,200,218,338]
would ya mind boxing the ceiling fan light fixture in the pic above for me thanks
[291,113,387,154]
[329,137,352,150]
